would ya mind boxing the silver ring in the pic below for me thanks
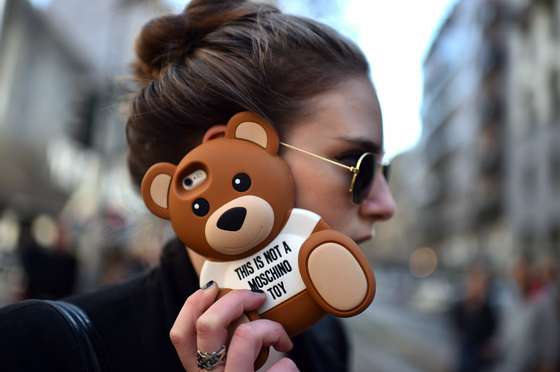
[197,344,227,370]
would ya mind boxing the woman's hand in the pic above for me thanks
[170,281,299,371]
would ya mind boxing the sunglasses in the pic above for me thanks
[280,142,390,204]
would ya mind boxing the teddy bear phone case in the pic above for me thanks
[141,112,375,366]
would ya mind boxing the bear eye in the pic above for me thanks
[182,169,207,191]
[192,198,210,217]
[232,173,251,192]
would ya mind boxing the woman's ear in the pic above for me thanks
[141,162,176,219]
[224,112,279,155]
[202,125,227,143]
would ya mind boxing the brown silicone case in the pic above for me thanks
[141,111,376,368]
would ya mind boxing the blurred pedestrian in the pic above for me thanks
[493,256,560,372]
[17,216,78,300]
[450,264,498,372]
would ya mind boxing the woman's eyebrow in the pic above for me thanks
[335,137,383,154]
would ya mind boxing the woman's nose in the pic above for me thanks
[359,170,396,221]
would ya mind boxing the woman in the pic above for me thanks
[0,0,394,371]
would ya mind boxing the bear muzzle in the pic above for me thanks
[204,195,275,255]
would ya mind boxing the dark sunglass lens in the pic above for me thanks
[382,163,391,182]
[353,153,375,204]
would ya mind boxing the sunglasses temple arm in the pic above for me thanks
[279,142,355,172]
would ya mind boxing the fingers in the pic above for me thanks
[170,284,269,371]
[170,281,219,370]
[225,319,293,372]
[268,358,300,372]
[196,289,266,353]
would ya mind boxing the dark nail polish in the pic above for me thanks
[251,288,265,294]
[201,280,215,289]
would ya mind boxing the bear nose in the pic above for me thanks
[217,207,247,231]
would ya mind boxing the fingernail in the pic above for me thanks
[201,280,215,290]
[251,288,265,294]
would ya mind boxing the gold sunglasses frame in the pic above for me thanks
[279,142,384,194]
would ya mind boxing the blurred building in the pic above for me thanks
[506,0,560,261]
[416,0,560,272]
[0,0,167,215]
[419,0,512,270]
[0,0,92,215]
[0,0,172,297]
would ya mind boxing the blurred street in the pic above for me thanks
[347,268,454,372]
[348,304,452,372]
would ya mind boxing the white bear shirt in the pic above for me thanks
[199,208,321,313]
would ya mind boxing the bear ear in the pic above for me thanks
[141,162,176,220]
[225,112,279,154]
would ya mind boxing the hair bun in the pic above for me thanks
[133,14,190,81]
[133,0,270,82]
[184,0,257,36]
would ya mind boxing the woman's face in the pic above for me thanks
[282,77,395,243]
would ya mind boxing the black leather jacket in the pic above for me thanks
[0,238,349,372]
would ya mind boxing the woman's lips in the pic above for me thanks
[354,228,376,244]
[354,235,372,244]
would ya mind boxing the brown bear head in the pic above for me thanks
[141,112,295,261]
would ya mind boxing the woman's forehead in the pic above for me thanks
[293,78,383,146]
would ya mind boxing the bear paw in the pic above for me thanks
[299,230,375,317]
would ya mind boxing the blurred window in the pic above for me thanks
[551,144,560,189]
[525,91,538,133]
[551,1,559,40]
[71,91,99,148]
[550,69,560,124]
[521,231,536,255]
[523,160,537,197]
[550,226,559,251]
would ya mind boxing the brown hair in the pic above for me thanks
[127,0,369,187]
